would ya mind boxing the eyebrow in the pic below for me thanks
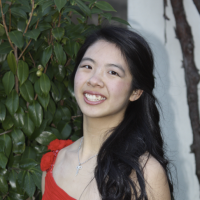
[81,57,125,74]
[81,57,95,63]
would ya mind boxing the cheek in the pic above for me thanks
[74,72,84,93]
[110,81,131,98]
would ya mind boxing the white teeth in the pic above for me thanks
[85,93,106,101]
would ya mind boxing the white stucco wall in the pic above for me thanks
[128,0,200,199]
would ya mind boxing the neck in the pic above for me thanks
[79,114,123,160]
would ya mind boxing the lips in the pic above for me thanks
[83,90,107,105]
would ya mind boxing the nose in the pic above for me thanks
[87,70,104,88]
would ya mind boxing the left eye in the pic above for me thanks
[108,71,119,76]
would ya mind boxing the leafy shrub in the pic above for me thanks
[0,0,128,199]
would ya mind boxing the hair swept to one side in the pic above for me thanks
[72,26,174,200]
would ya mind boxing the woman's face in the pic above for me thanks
[74,40,137,119]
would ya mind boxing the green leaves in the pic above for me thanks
[20,80,34,103]
[0,135,12,158]
[28,100,43,127]
[24,172,36,197]
[2,71,15,95]
[38,93,50,110]
[52,27,65,41]
[74,0,91,16]
[59,123,71,139]
[2,115,14,130]
[41,45,52,67]
[5,90,19,116]
[10,129,25,154]
[55,64,66,81]
[24,29,41,41]
[10,7,27,19]
[54,0,67,12]
[0,153,8,169]
[19,159,38,170]
[0,103,6,122]
[13,107,25,128]
[8,31,24,49]
[17,61,29,85]
[95,1,116,12]
[40,73,51,95]
[54,42,66,66]
[0,175,8,195]
[35,129,57,145]
[31,166,42,190]
[111,17,131,26]
[0,42,12,54]
[42,1,54,12]
[7,51,17,74]
[22,113,35,137]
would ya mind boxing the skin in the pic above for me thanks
[41,40,171,200]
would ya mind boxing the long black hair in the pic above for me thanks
[71,26,174,200]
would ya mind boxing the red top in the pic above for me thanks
[40,139,76,200]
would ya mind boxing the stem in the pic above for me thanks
[44,63,48,74]
[0,0,15,51]
[23,0,34,35]
[65,58,71,67]
[29,52,35,67]
[34,94,38,101]
[71,115,82,121]
[0,130,12,136]
[58,12,61,27]
[18,19,39,60]
[68,11,72,17]
[18,39,32,60]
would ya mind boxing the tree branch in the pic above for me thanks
[0,0,15,51]
[0,130,12,136]
[193,0,200,15]
[23,0,34,35]
[170,0,200,184]
[18,19,39,60]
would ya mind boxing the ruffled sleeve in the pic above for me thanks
[40,139,74,171]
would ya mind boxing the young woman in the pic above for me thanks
[41,26,174,200]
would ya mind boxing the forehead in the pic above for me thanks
[83,40,128,66]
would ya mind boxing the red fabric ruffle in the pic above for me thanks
[40,152,55,171]
[48,139,73,151]
[40,139,74,171]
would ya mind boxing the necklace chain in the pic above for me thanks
[76,136,98,176]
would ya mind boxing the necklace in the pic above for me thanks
[76,136,98,176]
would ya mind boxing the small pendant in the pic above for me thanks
[76,164,82,176]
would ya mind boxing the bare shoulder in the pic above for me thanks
[41,171,47,195]
[56,138,81,161]
[41,138,81,195]
[57,139,80,158]
[140,153,171,200]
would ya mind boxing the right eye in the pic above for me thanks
[82,65,92,69]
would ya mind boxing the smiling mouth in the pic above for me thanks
[84,93,106,101]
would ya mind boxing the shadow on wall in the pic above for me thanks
[128,20,189,200]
